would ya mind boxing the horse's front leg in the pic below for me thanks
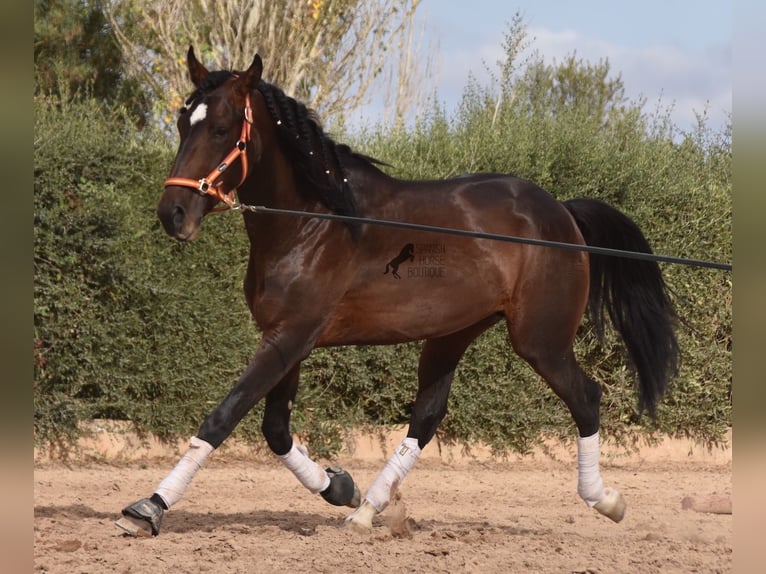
[262,364,360,507]
[115,331,313,537]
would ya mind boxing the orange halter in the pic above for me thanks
[164,93,253,212]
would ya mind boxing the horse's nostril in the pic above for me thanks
[172,204,186,232]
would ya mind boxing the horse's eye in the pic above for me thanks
[213,127,229,137]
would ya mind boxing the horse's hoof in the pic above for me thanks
[321,467,361,508]
[345,500,376,533]
[116,498,164,536]
[594,487,627,523]
[115,515,153,538]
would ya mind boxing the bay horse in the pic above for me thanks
[116,48,678,537]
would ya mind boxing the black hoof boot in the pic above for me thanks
[320,466,361,508]
[115,498,164,537]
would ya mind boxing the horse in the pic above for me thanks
[116,48,678,537]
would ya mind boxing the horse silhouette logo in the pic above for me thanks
[384,243,414,279]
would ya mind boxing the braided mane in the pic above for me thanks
[257,81,385,222]
[181,71,384,233]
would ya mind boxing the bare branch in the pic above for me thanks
[106,0,431,129]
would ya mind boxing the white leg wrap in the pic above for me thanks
[155,436,214,508]
[577,432,605,507]
[278,443,331,494]
[365,437,421,512]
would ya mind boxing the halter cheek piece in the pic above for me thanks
[164,92,253,212]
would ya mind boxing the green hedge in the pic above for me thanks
[34,74,731,457]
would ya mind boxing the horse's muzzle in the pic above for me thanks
[157,189,206,241]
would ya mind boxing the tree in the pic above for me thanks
[518,54,627,124]
[104,0,430,129]
[34,0,148,120]
[478,15,627,129]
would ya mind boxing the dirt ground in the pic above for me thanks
[34,428,732,574]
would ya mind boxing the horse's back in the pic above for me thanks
[316,172,589,346]
[383,172,583,240]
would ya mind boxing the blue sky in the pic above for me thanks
[355,0,732,135]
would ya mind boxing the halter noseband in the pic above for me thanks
[164,93,253,212]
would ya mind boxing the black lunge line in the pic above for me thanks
[241,204,732,271]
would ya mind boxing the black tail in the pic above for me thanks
[563,198,679,419]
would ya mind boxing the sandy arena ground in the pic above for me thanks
[34,427,732,573]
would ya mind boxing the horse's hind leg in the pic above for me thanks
[262,364,360,507]
[346,315,501,531]
[506,306,626,523]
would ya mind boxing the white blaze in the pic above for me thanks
[189,103,208,126]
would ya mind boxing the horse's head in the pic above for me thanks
[158,47,263,241]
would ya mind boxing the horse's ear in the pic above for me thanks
[244,53,263,89]
[187,46,209,88]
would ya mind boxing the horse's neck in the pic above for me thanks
[239,139,398,249]
[241,138,304,208]
[239,147,332,248]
